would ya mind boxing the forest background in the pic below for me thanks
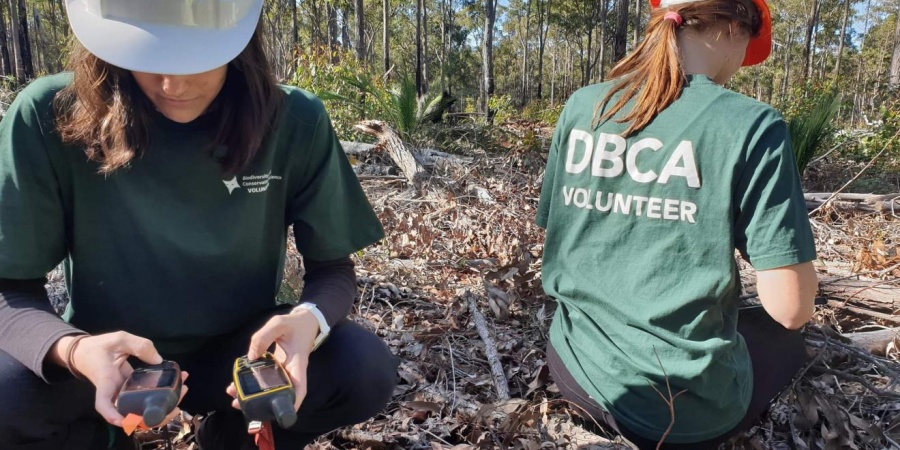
[2,0,900,448]
[0,0,898,171]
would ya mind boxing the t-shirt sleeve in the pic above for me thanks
[0,84,66,279]
[733,115,816,271]
[288,104,384,261]
[536,104,569,228]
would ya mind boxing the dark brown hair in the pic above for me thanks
[54,26,283,175]
[593,0,761,136]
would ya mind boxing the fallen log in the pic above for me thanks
[804,192,900,213]
[354,120,425,185]
[819,277,900,314]
[340,140,473,168]
[845,328,900,355]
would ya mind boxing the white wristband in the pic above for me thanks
[290,303,330,350]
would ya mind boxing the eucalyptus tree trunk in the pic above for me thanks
[355,0,364,62]
[536,0,551,99]
[0,1,11,76]
[383,0,390,75]
[890,7,900,90]
[833,0,850,77]
[416,0,424,96]
[481,0,496,118]
[15,0,32,79]
[802,0,819,82]
[613,0,629,62]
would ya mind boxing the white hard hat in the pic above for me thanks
[65,0,263,75]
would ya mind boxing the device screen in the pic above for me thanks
[123,369,176,391]
[239,364,289,395]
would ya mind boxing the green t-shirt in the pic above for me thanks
[537,75,816,443]
[0,73,384,354]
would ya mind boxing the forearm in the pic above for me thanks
[297,256,357,328]
[756,262,818,330]
[0,278,85,381]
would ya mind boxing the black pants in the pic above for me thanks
[547,308,807,450]
[0,312,400,450]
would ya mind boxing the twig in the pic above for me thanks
[649,348,687,450]
[809,127,900,216]
[808,139,849,166]
[465,290,511,400]
[876,261,900,278]
[357,175,407,181]
[447,337,459,411]
[808,366,900,398]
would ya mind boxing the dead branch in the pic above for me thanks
[465,290,511,401]
[808,128,900,216]
[335,429,389,447]
[826,302,900,324]
[808,366,900,399]
[805,327,900,380]
[805,193,900,213]
[845,328,900,356]
[353,120,426,184]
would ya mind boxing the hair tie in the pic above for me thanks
[664,11,683,26]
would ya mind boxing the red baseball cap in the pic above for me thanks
[648,0,772,66]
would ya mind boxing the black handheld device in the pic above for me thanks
[232,353,297,429]
[116,360,182,428]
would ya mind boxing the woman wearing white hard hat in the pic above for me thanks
[0,0,398,449]
[537,0,817,447]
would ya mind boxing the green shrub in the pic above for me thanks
[787,89,840,176]
[522,99,564,126]
[289,47,378,139]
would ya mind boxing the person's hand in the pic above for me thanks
[226,311,320,412]
[56,332,189,427]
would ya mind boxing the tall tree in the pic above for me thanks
[481,0,497,117]
[341,7,351,50]
[422,0,428,93]
[632,0,641,48]
[890,12,900,89]
[327,1,338,61]
[31,4,42,73]
[519,0,533,105]
[8,0,22,81]
[356,0,365,62]
[416,0,424,96]
[802,0,819,82]
[383,0,390,74]
[613,0,629,62]
[0,1,10,76]
[15,0,32,79]
[291,0,298,47]
[833,0,851,77]
[535,0,551,99]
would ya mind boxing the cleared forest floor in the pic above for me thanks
[73,121,900,450]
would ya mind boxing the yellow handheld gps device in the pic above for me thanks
[116,360,182,428]
[232,353,297,429]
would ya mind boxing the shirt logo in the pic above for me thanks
[223,176,241,194]
[223,172,283,195]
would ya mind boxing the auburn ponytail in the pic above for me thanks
[593,0,761,136]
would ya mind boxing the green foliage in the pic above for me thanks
[290,47,375,139]
[859,98,900,171]
[488,95,517,123]
[521,99,564,125]
[319,73,430,140]
[785,86,840,175]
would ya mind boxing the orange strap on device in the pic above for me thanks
[122,414,151,436]
[247,420,275,450]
